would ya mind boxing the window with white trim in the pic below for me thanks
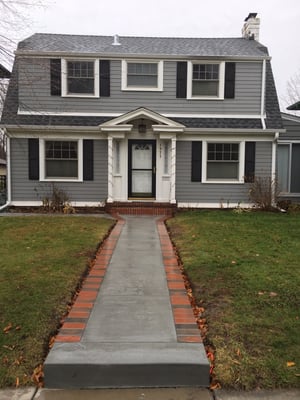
[122,60,163,91]
[203,141,244,182]
[62,59,99,97]
[187,61,225,99]
[40,139,83,181]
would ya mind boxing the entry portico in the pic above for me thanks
[99,108,184,204]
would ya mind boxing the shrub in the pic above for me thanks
[248,176,279,211]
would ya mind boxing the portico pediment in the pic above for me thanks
[99,107,185,133]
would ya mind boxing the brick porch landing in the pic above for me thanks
[105,201,177,215]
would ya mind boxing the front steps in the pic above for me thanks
[105,201,177,215]
[44,342,210,388]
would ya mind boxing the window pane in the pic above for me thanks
[45,160,78,178]
[192,81,218,96]
[277,145,289,192]
[207,162,238,179]
[127,75,157,87]
[68,77,94,94]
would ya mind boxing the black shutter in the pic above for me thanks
[50,59,61,96]
[191,141,202,182]
[100,60,110,97]
[176,62,187,98]
[28,139,39,180]
[83,140,94,181]
[244,142,256,182]
[224,62,235,99]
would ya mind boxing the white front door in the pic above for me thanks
[128,140,156,198]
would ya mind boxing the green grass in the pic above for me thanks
[167,210,300,390]
[0,216,114,387]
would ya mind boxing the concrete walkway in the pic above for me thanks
[43,215,209,388]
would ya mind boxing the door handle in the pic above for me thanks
[153,166,156,174]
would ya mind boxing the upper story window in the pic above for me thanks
[122,60,163,91]
[61,59,99,97]
[187,61,225,99]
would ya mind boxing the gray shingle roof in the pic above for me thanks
[17,33,269,58]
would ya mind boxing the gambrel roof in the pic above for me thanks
[17,33,269,59]
[1,33,283,131]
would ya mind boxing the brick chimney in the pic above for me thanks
[242,13,260,41]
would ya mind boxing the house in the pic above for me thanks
[278,112,300,200]
[0,13,285,211]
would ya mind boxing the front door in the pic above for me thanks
[128,140,156,198]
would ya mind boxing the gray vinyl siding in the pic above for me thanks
[255,141,272,177]
[176,140,272,203]
[280,117,300,141]
[18,58,262,115]
[10,138,108,202]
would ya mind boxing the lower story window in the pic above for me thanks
[207,143,239,180]
[45,140,78,178]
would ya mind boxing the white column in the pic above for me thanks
[107,136,113,203]
[170,137,176,204]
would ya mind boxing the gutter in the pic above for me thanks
[14,50,272,62]
[0,135,11,212]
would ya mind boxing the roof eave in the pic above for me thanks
[14,50,271,61]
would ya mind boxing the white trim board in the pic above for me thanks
[17,108,266,120]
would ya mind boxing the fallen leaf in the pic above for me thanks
[210,382,221,390]
[15,377,19,388]
[3,323,13,333]
[15,326,21,331]
[236,348,241,357]
[287,361,296,367]
[231,260,236,264]
[258,291,265,295]
[269,292,278,297]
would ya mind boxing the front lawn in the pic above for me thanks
[0,216,114,387]
[167,210,300,390]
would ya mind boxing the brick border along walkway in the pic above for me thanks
[55,218,125,343]
[157,217,203,344]
[54,216,202,345]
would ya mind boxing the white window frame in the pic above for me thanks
[39,138,83,182]
[187,61,225,100]
[121,60,164,91]
[61,59,99,98]
[202,140,245,183]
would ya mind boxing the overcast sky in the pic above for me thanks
[3,0,300,110]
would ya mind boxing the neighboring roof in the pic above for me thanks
[16,33,269,59]
[0,64,11,78]
[281,112,300,122]
[287,101,300,111]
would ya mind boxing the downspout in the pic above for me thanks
[272,132,279,206]
[260,59,266,129]
[0,134,11,211]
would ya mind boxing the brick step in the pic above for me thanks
[105,202,177,216]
